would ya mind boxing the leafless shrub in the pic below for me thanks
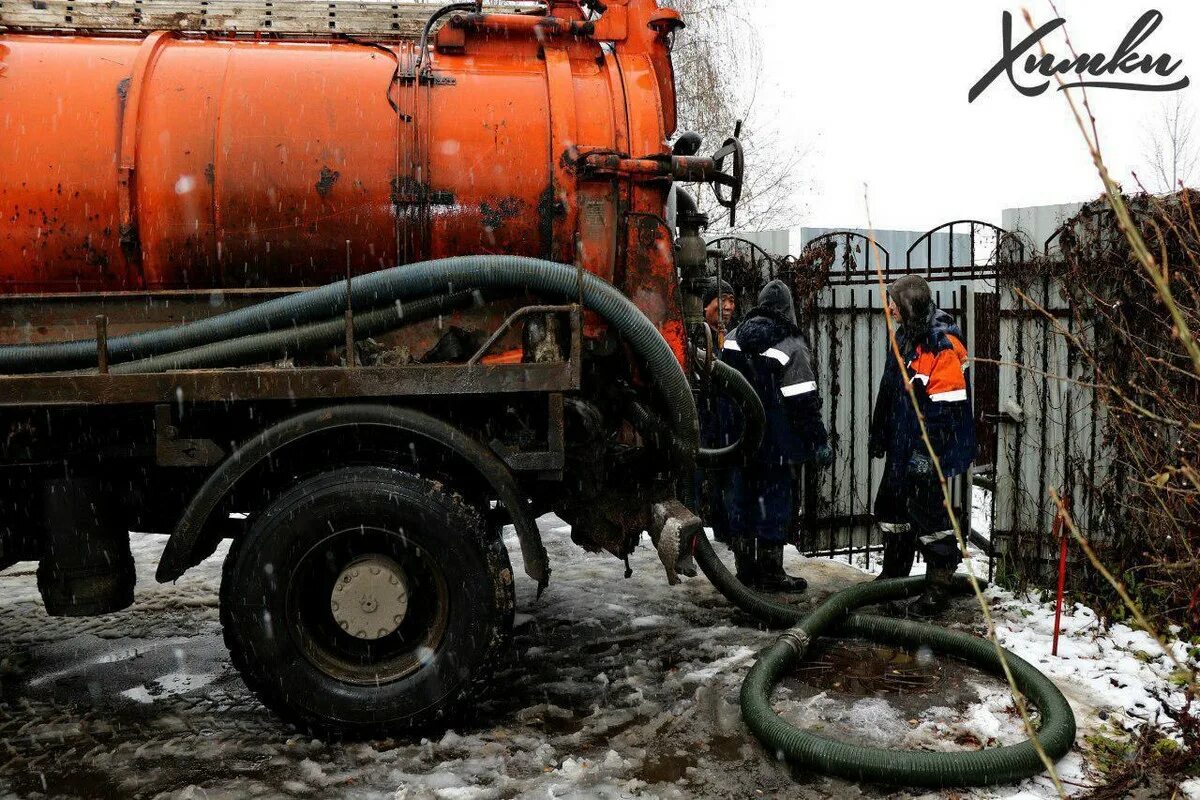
[999,191,1200,632]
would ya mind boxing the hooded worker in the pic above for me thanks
[869,274,976,613]
[719,279,830,592]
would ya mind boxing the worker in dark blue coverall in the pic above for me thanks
[720,279,830,592]
[870,274,976,613]
[695,278,738,544]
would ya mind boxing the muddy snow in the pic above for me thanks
[1,517,1195,799]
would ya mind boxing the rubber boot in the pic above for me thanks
[751,542,809,594]
[906,563,956,617]
[731,537,758,585]
[676,549,698,579]
[874,523,916,581]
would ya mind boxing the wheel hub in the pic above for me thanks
[330,555,409,641]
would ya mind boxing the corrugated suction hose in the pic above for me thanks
[112,292,476,373]
[692,535,1076,787]
[4,257,701,462]
[692,351,764,468]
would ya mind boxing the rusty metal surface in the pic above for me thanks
[491,393,566,474]
[154,404,226,467]
[468,304,577,365]
[0,1,534,37]
[0,302,585,408]
[0,289,299,345]
[1,0,690,367]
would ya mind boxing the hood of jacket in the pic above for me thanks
[754,279,798,327]
[889,274,932,330]
[928,308,963,348]
[733,279,798,354]
[896,307,961,358]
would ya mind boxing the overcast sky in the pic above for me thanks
[748,0,1200,232]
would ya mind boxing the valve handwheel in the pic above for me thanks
[712,130,745,228]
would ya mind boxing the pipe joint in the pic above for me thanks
[776,629,811,660]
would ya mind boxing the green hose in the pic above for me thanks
[694,353,764,468]
[114,292,476,373]
[7,256,699,460]
[693,536,1076,787]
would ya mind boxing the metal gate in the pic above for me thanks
[708,221,1020,569]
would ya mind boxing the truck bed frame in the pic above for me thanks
[0,0,534,38]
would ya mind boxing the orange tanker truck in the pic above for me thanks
[0,0,749,735]
[0,5,1082,788]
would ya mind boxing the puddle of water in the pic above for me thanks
[638,747,696,783]
[707,734,745,762]
[792,640,942,696]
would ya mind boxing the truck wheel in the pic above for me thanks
[219,466,514,738]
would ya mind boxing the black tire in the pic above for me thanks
[220,466,514,738]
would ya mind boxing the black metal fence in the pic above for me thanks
[706,221,1021,570]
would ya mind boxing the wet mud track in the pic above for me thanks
[0,528,1016,799]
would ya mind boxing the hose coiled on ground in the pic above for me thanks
[693,535,1077,787]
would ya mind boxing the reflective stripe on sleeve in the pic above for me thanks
[919,529,957,545]
[763,347,790,365]
[930,389,968,402]
[723,339,741,352]
[780,381,817,397]
[911,373,931,385]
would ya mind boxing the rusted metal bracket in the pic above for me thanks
[396,71,457,86]
[154,405,226,467]
[571,146,738,189]
[94,315,110,374]
[489,393,566,473]
[467,303,580,366]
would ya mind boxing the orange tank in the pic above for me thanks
[0,0,690,348]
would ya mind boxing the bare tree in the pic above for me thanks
[664,0,810,233]
[1142,95,1198,193]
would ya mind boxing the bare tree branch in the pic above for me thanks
[1142,95,1198,194]
[664,1,811,233]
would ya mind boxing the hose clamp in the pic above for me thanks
[776,629,811,659]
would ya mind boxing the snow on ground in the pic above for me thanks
[972,487,994,540]
[0,517,1195,799]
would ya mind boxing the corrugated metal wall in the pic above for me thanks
[993,256,1110,582]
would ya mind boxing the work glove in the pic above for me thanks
[906,452,936,481]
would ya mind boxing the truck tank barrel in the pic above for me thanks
[0,1,683,360]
